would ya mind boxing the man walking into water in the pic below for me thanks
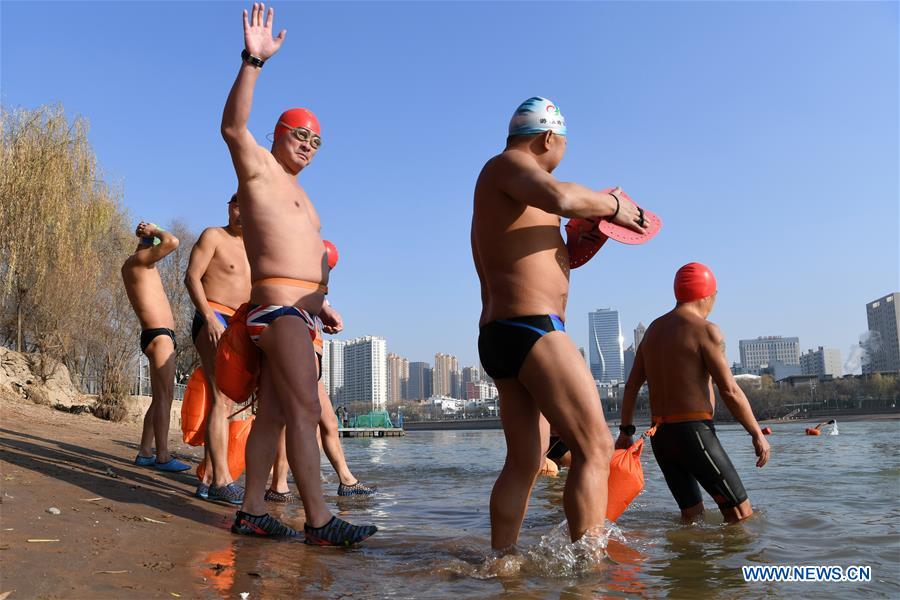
[220,2,375,544]
[616,262,770,522]
[122,222,190,472]
[472,97,647,548]
[185,194,250,503]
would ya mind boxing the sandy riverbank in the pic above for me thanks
[0,395,259,599]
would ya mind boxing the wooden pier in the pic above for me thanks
[338,427,405,438]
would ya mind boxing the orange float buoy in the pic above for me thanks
[607,438,645,521]
[215,303,259,404]
[805,428,821,436]
[761,427,772,435]
[539,456,559,477]
[196,416,255,482]
[181,367,209,446]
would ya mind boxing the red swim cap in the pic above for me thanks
[674,262,717,303]
[274,108,321,140]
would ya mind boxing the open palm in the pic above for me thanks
[243,3,286,60]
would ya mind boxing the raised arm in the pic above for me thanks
[221,3,287,180]
[498,153,647,233]
[127,222,180,267]
[615,344,646,449]
[700,323,770,467]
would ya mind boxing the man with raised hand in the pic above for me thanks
[616,263,770,523]
[184,194,251,503]
[122,221,190,473]
[220,2,375,545]
[471,97,647,550]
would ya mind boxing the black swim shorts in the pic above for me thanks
[140,328,177,353]
[650,420,748,510]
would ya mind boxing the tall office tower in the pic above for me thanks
[407,361,431,400]
[433,353,459,397]
[800,347,843,379]
[634,322,646,349]
[588,309,624,384]
[343,336,388,411]
[386,353,409,405]
[322,338,346,406]
[623,344,636,381]
[738,336,801,374]
[863,293,900,374]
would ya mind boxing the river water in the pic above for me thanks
[190,420,899,598]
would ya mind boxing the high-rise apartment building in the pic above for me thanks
[407,361,431,400]
[800,347,842,380]
[588,309,624,384]
[634,322,646,349]
[738,336,801,374]
[863,293,900,374]
[342,336,387,411]
[386,353,409,405]
[433,353,459,398]
[321,338,346,407]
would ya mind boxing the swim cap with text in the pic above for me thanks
[508,97,567,137]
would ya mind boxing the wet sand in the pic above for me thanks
[0,397,238,599]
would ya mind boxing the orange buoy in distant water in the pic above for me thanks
[539,456,559,477]
[607,438,645,521]
[805,428,821,436]
[181,367,209,446]
[196,416,255,482]
[761,427,772,435]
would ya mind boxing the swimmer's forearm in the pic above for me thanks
[184,275,214,320]
[154,229,180,257]
[222,63,261,139]
[722,389,764,437]
[556,183,618,219]
[620,391,637,425]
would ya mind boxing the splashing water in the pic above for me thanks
[442,520,626,580]
[829,421,839,436]
[524,520,626,578]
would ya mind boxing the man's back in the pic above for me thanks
[472,151,570,325]
[642,310,716,419]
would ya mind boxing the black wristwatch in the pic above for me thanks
[619,424,636,436]
[241,49,265,68]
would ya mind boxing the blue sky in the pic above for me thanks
[2,1,897,370]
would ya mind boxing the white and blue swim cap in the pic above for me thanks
[508,97,567,137]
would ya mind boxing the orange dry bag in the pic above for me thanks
[606,438,645,521]
[805,428,821,436]
[196,415,255,482]
[215,303,259,404]
[181,367,210,446]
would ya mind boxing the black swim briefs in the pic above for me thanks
[478,314,565,380]
[650,420,748,510]
[140,328,176,353]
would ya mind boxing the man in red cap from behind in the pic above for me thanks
[616,262,770,523]
[220,2,375,545]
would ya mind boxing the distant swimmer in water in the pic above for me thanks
[220,3,375,545]
[121,222,190,473]
[471,96,648,548]
[185,194,251,503]
[616,263,770,523]
[806,419,835,435]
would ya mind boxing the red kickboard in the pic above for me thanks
[566,218,609,269]
[596,188,662,245]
